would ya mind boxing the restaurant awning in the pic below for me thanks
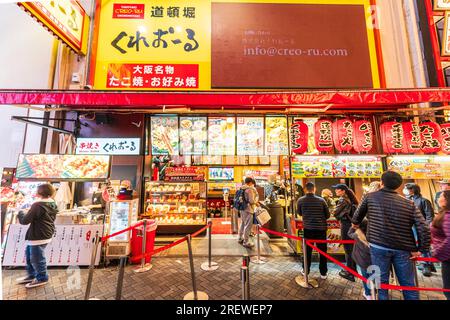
[1,88,450,113]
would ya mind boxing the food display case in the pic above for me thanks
[143,181,207,234]
[106,198,139,258]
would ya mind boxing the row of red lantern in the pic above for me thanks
[290,118,374,154]
[380,121,450,154]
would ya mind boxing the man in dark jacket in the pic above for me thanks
[352,171,431,300]
[297,182,330,279]
[16,184,58,288]
[404,183,436,277]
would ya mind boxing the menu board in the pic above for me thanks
[387,156,450,179]
[151,116,179,155]
[209,167,234,181]
[179,117,208,155]
[237,117,264,155]
[165,166,207,182]
[208,117,236,155]
[16,154,110,180]
[292,156,382,178]
[265,117,288,155]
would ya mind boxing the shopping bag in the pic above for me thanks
[255,207,271,226]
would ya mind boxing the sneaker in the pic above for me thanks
[422,265,432,277]
[243,242,254,248]
[238,239,244,244]
[430,264,437,273]
[339,270,356,282]
[16,276,35,284]
[299,269,309,276]
[363,293,373,300]
[25,279,48,289]
[320,274,328,280]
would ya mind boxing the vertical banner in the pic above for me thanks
[236,117,264,155]
[265,117,288,155]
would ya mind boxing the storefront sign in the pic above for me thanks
[151,116,179,155]
[93,0,380,90]
[208,117,236,155]
[440,123,450,154]
[243,169,278,180]
[292,156,382,179]
[332,119,354,153]
[387,155,450,179]
[3,224,103,266]
[265,117,288,155]
[16,154,110,180]
[352,120,373,153]
[179,117,208,155]
[314,119,334,153]
[434,0,450,11]
[76,138,140,155]
[380,121,405,154]
[402,121,421,154]
[290,120,309,155]
[237,117,264,156]
[164,166,206,182]
[19,1,89,54]
[420,121,442,154]
[442,11,450,56]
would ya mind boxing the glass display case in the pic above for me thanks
[143,181,207,234]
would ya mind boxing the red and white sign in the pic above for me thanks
[332,119,353,153]
[113,4,145,19]
[164,166,206,182]
[76,138,140,155]
[314,119,334,153]
[440,123,450,154]
[352,120,373,153]
[380,121,405,154]
[290,120,309,154]
[420,121,442,154]
[107,64,199,89]
[402,121,421,154]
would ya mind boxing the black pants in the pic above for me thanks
[302,229,328,276]
[340,219,357,271]
[443,261,450,300]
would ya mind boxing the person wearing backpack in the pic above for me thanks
[236,177,259,248]
[332,184,359,282]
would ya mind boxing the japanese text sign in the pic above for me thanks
[76,138,140,155]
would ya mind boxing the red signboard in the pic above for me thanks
[402,121,421,154]
[113,4,145,19]
[314,119,334,153]
[380,121,405,154]
[164,166,206,182]
[332,119,353,153]
[290,120,309,154]
[420,121,442,154]
[441,123,450,154]
[107,64,199,89]
[352,120,373,153]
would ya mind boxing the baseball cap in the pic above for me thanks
[331,184,349,191]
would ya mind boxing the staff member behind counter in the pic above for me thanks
[116,180,137,200]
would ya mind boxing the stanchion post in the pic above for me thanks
[133,219,152,273]
[370,279,378,300]
[295,237,319,289]
[302,237,309,284]
[201,220,219,271]
[413,260,420,299]
[241,266,249,300]
[251,224,266,264]
[84,235,100,300]
[115,256,127,300]
[184,235,209,300]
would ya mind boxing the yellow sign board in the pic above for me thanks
[92,0,381,90]
[19,0,89,54]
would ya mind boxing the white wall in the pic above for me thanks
[0,4,54,169]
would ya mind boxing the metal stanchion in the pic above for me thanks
[133,219,152,273]
[231,208,238,234]
[251,224,266,264]
[201,220,219,271]
[84,235,100,300]
[413,260,421,299]
[370,279,378,300]
[184,235,209,300]
[241,266,249,300]
[115,256,127,300]
[295,237,319,288]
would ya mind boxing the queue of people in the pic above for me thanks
[296,172,450,300]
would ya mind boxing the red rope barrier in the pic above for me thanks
[101,220,145,242]
[414,257,440,263]
[191,224,209,238]
[259,227,304,241]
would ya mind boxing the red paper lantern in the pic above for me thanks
[314,119,334,152]
[419,121,442,154]
[380,121,406,154]
[290,120,309,154]
[332,119,353,153]
[402,121,421,154]
[440,123,450,154]
[352,120,373,153]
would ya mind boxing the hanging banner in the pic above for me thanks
[208,117,236,155]
[290,120,309,154]
[352,120,373,153]
[265,117,288,155]
[314,119,334,153]
[380,121,405,154]
[402,121,421,154]
[332,119,353,153]
[441,123,450,154]
[18,1,89,54]
[92,0,380,90]
[419,121,442,154]
[151,116,179,155]
[387,156,450,179]
[179,117,208,155]
[236,117,264,156]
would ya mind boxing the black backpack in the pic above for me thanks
[233,188,249,211]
